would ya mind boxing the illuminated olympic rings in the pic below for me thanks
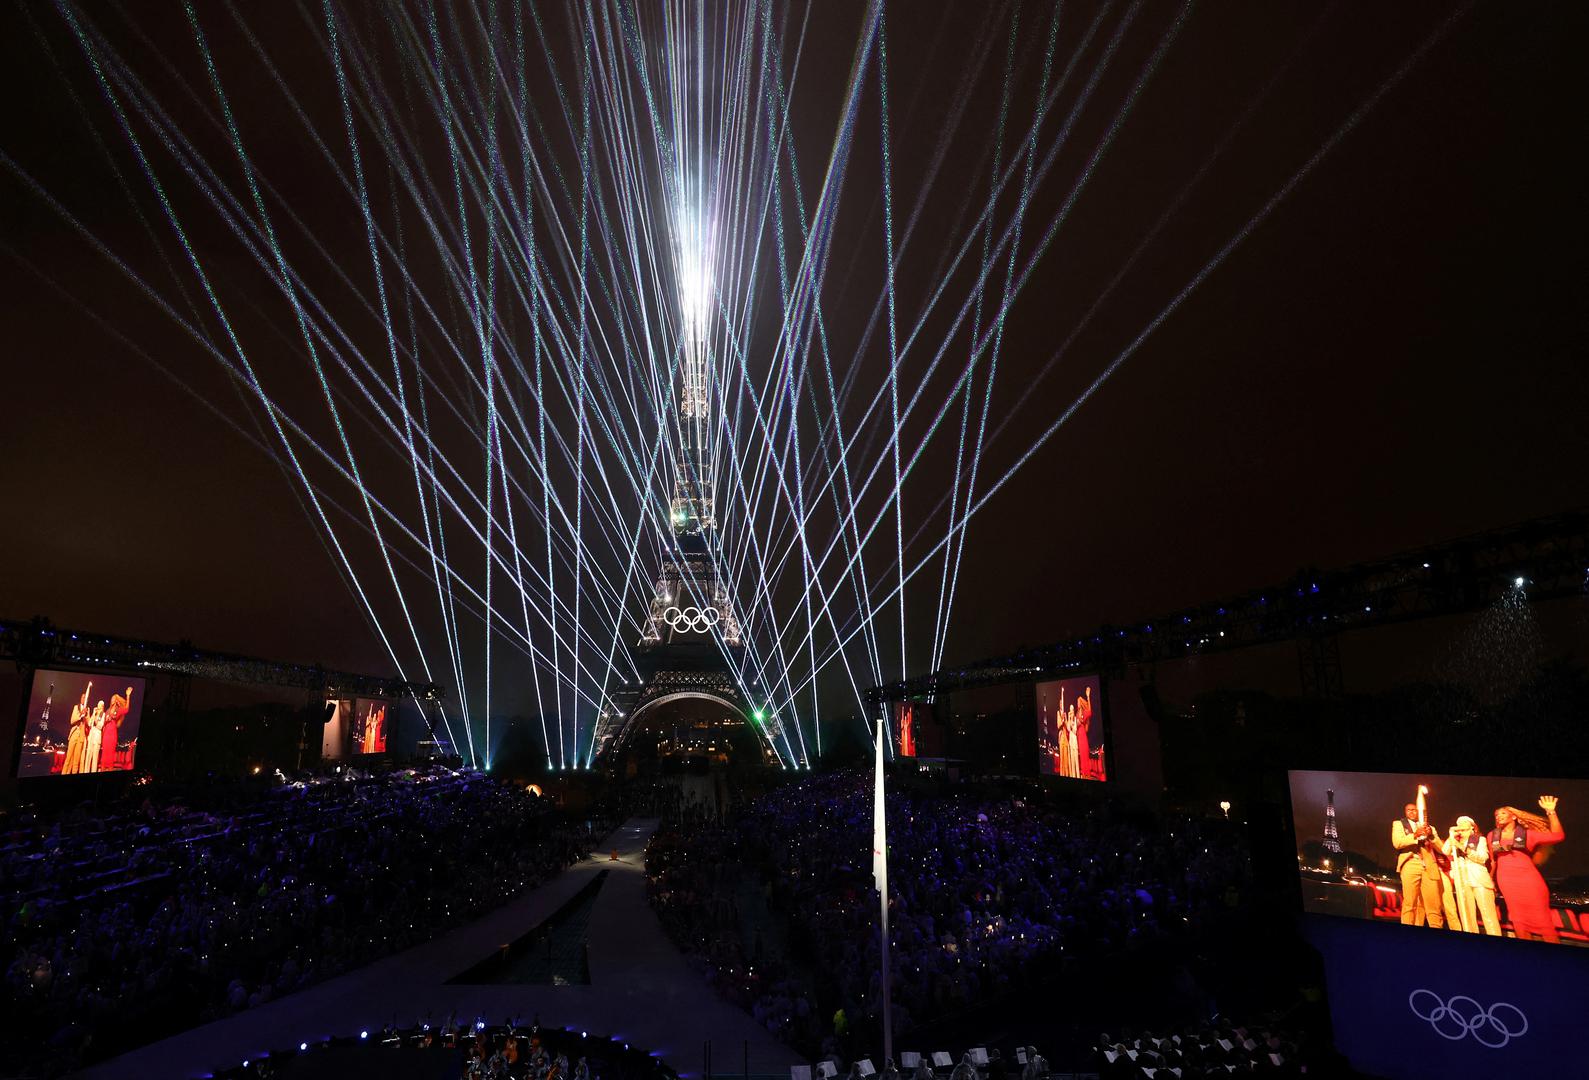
[662,605,722,634]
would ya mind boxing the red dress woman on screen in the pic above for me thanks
[1488,796,1565,942]
[102,687,132,770]
[1075,688,1094,779]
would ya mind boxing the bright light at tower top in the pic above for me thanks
[674,202,713,338]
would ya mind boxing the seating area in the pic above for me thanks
[648,769,1253,1059]
[208,1027,1335,1080]
[201,1020,679,1080]
[1094,1018,1345,1078]
[803,1045,1071,1080]
[788,1019,1345,1080]
[0,767,608,1077]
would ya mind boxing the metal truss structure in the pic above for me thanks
[0,615,445,703]
[867,509,1589,707]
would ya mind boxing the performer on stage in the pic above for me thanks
[81,702,106,773]
[1074,686,1095,779]
[1060,706,1080,778]
[101,686,132,771]
[1489,795,1565,942]
[1392,798,1446,927]
[364,704,385,753]
[61,682,92,775]
[61,684,91,775]
[1054,688,1078,777]
[1444,815,1501,935]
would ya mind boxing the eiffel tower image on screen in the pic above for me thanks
[1323,788,1343,853]
[590,247,784,766]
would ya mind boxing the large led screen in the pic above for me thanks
[891,700,943,758]
[16,669,145,777]
[1035,675,1105,781]
[1290,770,1589,946]
[893,700,920,757]
[321,699,351,760]
[352,699,389,755]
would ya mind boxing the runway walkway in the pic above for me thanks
[75,818,802,1080]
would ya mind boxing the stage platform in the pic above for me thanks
[74,818,803,1080]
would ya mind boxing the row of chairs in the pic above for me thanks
[799,1046,1067,1080]
[1369,886,1589,941]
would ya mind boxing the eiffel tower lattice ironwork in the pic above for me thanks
[1323,788,1343,853]
[590,248,785,766]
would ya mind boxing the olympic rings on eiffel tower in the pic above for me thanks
[662,605,721,634]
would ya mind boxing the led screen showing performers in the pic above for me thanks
[1289,770,1588,946]
[321,699,351,760]
[1035,675,1105,781]
[895,701,918,757]
[15,669,145,778]
[891,700,942,758]
[351,699,389,755]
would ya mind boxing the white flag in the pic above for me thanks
[873,718,887,895]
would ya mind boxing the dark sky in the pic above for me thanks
[2,2,1586,750]
[1289,769,1588,877]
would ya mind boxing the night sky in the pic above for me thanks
[2,2,1586,744]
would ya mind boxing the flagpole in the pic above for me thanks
[874,718,894,1065]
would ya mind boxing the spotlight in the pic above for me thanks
[300,1043,308,1052]
[1514,576,1525,587]
[360,1031,369,1040]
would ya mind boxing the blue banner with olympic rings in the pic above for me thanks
[1305,914,1588,1078]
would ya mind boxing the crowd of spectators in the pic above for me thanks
[1,766,605,1077]
[648,770,1252,1059]
[206,1018,676,1080]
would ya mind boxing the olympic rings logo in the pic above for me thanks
[662,605,721,634]
[1408,989,1528,1048]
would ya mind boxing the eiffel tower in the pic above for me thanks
[1323,788,1343,853]
[591,251,784,766]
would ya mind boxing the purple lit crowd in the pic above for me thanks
[648,770,1251,1057]
[0,767,601,1077]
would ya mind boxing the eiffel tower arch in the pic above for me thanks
[592,532,784,766]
